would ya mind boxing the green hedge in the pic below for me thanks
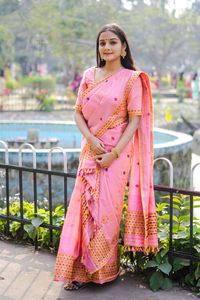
[20,75,56,91]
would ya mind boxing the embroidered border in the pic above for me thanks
[125,211,157,236]
[81,192,90,230]
[87,228,111,268]
[128,109,142,116]
[54,250,120,283]
[108,117,127,129]
[74,104,82,111]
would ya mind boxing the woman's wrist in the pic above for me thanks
[86,133,94,142]
[111,148,120,158]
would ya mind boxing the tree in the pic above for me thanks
[0,26,14,69]
[121,4,187,100]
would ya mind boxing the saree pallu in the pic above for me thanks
[54,67,158,284]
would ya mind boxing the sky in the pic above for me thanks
[166,0,194,15]
[123,0,194,15]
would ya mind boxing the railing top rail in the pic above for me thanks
[0,163,76,178]
[154,184,200,197]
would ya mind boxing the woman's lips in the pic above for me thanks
[104,53,112,55]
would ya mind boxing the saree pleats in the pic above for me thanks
[54,67,158,284]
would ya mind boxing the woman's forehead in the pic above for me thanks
[99,31,119,41]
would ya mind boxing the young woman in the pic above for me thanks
[54,23,158,290]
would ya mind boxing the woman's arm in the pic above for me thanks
[115,114,140,155]
[95,115,140,168]
[74,110,106,154]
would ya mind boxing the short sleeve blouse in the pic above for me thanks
[127,76,142,116]
[74,71,87,111]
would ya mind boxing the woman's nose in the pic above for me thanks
[104,43,111,50]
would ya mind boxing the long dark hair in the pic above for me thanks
[96,23,137,71]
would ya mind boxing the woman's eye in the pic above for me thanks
[111,41,116,45]
[100,43,105,46]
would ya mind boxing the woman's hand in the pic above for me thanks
[94,152,117,169]
[87,135,106,154]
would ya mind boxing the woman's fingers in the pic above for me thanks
[94,154,102,159]
[100,141,105,148]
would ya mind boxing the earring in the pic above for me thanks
[121,49,126,59]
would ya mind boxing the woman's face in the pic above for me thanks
[98,31,125,63]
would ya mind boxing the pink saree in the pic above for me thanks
[54,67,158,284]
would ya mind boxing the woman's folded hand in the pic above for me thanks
[94,152,117,169]
[87,135,106,154]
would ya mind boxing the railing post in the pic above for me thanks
[0,140,9,164]
[48,147,68,245]
[153,157,173,188]
[48,147,67,173]
[153,157,174,272]
[190,163,200,191]
[18,143,37,169]
[189,163,200,274]
[0,141,9,234]
[18,143,37,241]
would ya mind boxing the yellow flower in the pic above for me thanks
[165,108,172,122]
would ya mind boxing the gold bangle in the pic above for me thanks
[111,148,119,158]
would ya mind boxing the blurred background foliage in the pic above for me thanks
[0,0,200,83]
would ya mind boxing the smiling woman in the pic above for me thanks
[54,23,158,291]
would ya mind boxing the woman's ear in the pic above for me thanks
[123,42,127,50]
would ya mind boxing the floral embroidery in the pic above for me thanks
[101,214,112,224]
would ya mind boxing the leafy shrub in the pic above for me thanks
[35,90,57,111]
[20,76,56,91]
[0,201,64,249]
[6,78,20,91]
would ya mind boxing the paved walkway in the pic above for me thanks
[0,240,197,300]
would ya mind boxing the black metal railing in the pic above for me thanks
[0,163,76,249]
[1,163,200,274]
[154,185,200,273]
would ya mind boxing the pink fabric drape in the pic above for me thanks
[54,67,158,284]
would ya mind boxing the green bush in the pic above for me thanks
[0,201,64,249]
[6,78,20,91]
[20,76,56,91]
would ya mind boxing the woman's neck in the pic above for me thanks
[103,60,123,73]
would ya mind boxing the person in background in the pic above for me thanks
[192,73,199,101]
[177,72,186,103]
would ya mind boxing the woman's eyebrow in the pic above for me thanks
[99,38,119,41]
